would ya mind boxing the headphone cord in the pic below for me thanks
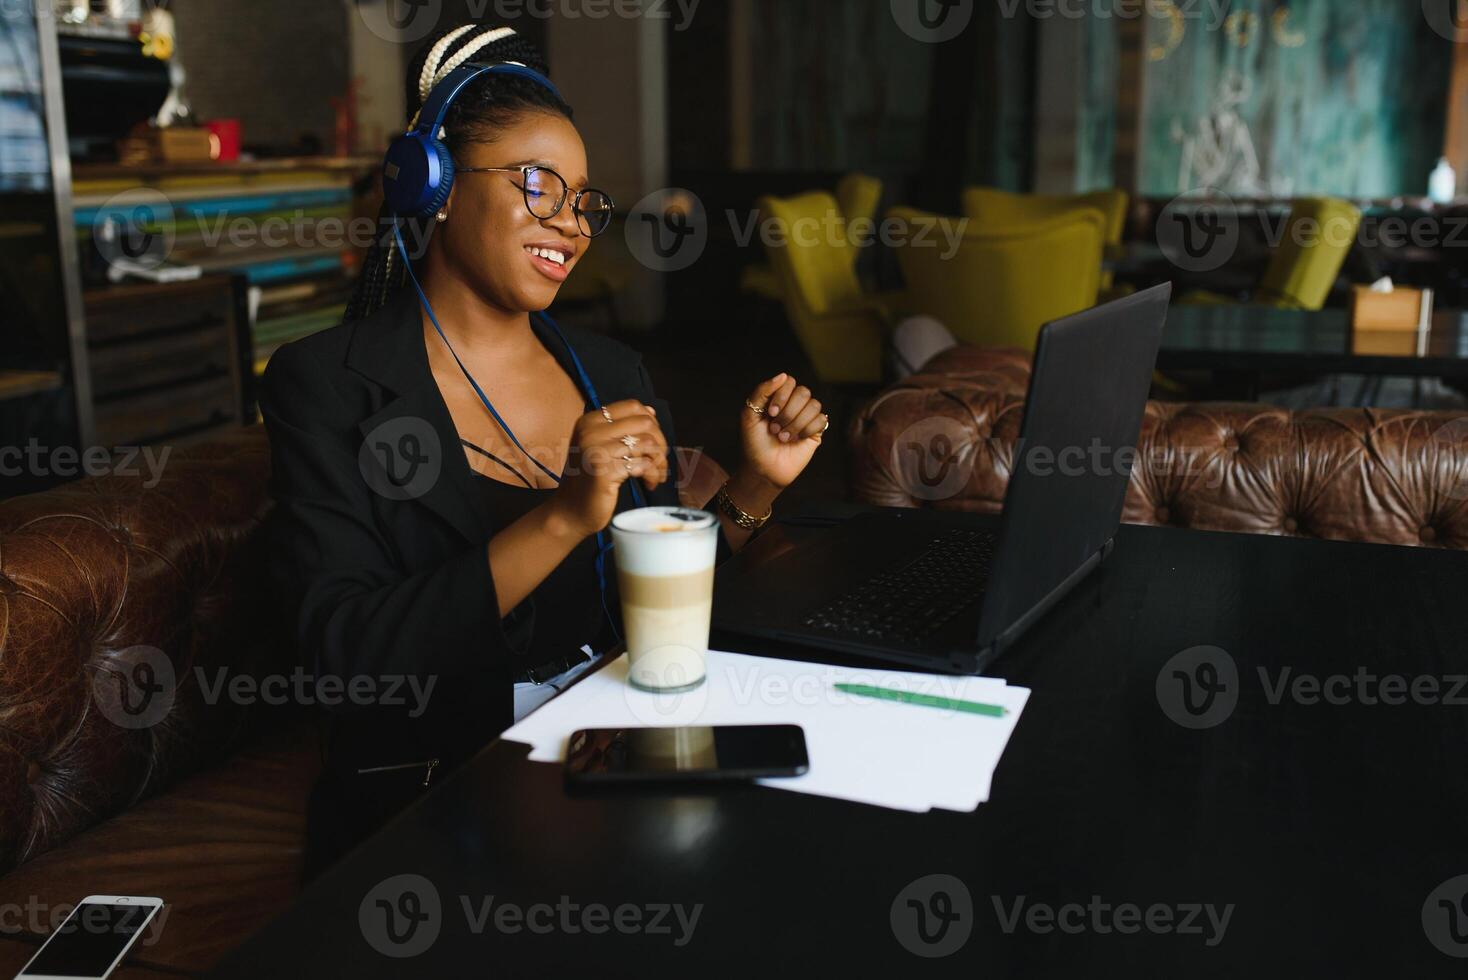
[391,225,652,645]
[394,225,563,486]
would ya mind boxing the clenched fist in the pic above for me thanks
[549,399,669,537]
[739,372,827,491]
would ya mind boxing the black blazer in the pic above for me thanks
[260,292,691,780]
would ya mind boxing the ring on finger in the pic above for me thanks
[745,398,767,417]
[621,434,639,450]
[601,406,615,424]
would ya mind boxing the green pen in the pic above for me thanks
[834,683,1008,717]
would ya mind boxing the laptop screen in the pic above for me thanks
[975,284,1171,647]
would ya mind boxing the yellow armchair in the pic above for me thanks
[1256,197,1362,310]
[963,187,1128,293]
[1181,197,1362,311]
[835,173,883,236]
[742,173,883,304]
[758,191,886,383]
[888,205,1106,351]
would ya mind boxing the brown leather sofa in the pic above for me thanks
[0,428,317,974]
[0,424,729,975]
[850,346,1468,549]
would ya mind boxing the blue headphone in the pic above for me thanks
[383,61,563,220]
[384,59,642,649]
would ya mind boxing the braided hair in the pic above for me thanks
[346,24,575,322]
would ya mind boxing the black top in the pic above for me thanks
[470,471,613,666]
[258,291,719,782]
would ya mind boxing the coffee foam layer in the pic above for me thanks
[611,507,717,576]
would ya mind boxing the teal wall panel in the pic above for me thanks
[1076,16,1119,191]
[1137,0,1451,198]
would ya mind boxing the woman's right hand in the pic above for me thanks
[548,400,670,539]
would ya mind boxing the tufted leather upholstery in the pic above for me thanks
[850,346,1468,549]
[0,725,319,972]
[0,426,317,971]
[0,427,296,872]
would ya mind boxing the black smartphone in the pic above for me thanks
[565,725,809,785]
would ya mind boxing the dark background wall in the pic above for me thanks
[667,1,729,172]
[667,0,1037,210]
[745,1,932,175]
[171,0,351,153]
[169,0,1454,197]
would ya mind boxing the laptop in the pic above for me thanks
[712,283,1172,674]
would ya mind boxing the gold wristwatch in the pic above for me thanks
[714,481,772,530]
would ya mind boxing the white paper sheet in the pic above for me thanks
[501,649,1029,813]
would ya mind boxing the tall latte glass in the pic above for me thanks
[610,507,718,692]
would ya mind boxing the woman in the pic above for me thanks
[260,24,826,872]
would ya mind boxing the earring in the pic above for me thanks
[435,210,448,223]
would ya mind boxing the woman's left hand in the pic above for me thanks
[738,372,828,491]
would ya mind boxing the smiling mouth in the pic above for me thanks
[525,245,569,267]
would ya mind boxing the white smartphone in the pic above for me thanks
[15,896,163,980]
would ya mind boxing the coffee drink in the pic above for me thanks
[610,507,718,692]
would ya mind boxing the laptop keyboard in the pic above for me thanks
[800,527,997,645]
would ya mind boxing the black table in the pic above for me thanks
[211,517,1468,978]
[1158,304,1468,398]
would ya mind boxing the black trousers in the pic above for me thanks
[302,761,438,881]
[300,694,506,881]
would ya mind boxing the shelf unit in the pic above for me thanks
[0,4,91,450]
[6,7,377,461]
[71,157,376,380]
[82,275,249,446]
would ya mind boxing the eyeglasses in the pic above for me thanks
[456,164,616,238]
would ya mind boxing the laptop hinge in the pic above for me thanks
[981,536,1115,664]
